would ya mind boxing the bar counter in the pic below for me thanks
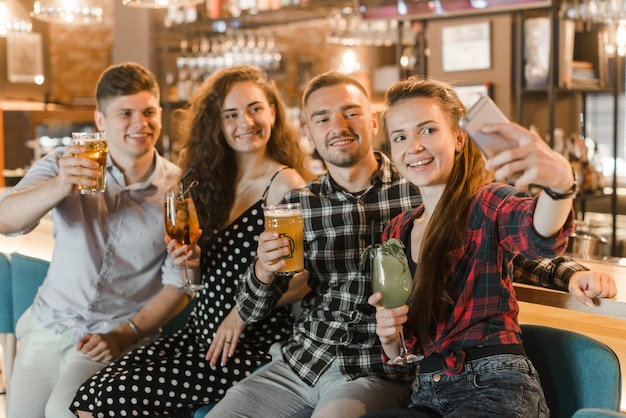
[514,258,626,320]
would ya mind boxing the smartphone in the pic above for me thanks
[460,96,518,158]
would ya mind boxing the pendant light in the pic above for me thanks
[0,0,32,36]
[122,0,203,9]
[31,0,103,25]
[469,0,488,8]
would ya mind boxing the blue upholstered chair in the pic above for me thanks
[521,324,622,418]
[193,404,214,417]
[2,253,49,396]
[161,298,195,337]
[572,408,625,417]
[193,403,313,418]
[10,253,49,330]
[0,253,13,334]
[0,252,13,394]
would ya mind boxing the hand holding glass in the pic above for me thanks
[164,191,204,294]
[263,203,304,276]
[370,242,423,365]
[72,132,107,194]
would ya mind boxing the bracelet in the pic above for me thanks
[542,169,578,200]
[126,318,141,341]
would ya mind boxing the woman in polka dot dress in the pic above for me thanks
[71,65,314,417]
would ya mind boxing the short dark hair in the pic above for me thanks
[95,62,159,111]
[302,71,370,109]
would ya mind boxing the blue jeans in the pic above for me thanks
[410,354,549,417]
[361,354,548,418]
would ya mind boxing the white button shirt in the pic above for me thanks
[2,148,182,343]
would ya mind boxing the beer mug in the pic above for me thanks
[72,131,108,194]
[264,202,304,276]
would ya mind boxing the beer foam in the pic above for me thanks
[264,208,302,217]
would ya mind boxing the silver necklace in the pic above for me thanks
[236,161,271,198]
[236,178,256,197]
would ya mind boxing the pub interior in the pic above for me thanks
[0,0,625,416]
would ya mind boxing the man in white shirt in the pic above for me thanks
[0,62,189,418]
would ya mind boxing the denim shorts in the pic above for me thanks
[409,354,549,418]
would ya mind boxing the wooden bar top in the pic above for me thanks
[513,258,626,321]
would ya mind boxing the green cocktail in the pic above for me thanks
[362,238,422,365]
[371,247,413,309]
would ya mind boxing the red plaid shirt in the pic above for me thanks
[383,182,574,375]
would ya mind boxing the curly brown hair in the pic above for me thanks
[173,65,313,230]
[383,76,494,344]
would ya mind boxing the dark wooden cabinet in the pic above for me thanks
[0,108,95,186]
[515,9,623,256]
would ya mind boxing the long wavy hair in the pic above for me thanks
[383,77,494,344]
[174,65,313,230]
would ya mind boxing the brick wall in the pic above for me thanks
[45,8,392,108]
[47,5,114,105]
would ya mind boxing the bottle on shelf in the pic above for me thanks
[590,142,605,192]
[577,112,600,193]
[565,134,583,192]
[552,128,565,154]
[578,136,596,193]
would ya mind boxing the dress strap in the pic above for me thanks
[261,166,290,205]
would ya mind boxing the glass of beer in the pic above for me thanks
[72,131,108,194]
[264,202,304,276]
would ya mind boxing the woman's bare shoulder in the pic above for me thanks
[266,167,306,205]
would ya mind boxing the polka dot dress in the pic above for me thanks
[70,199,294,417]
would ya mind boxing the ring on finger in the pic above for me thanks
[224,341,232,345]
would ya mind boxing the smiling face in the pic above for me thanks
[94,90,162,162]
[386,97,463,190]
[303,83,377,169]
[221,80,276,155]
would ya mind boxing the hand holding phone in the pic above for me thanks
[460,96,518,158]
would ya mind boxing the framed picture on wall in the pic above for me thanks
[453,82,491,109]
[442,21,491,72]
[268,52,288,83]
[6,32,44,84]
[296,55,316,92]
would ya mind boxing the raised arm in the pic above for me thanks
[483,122,575,238]
[0,146,102,234]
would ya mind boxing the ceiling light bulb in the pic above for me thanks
[469,0,488,9]
[0,0,32,36]
[31,0,104,25]
[122,0,203,9]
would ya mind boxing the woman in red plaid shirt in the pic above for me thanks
[365,77,577,418]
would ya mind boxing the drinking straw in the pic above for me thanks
[371,219,375,249]
[180,167,196,194]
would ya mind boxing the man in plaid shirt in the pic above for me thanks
[206,72,616,418]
